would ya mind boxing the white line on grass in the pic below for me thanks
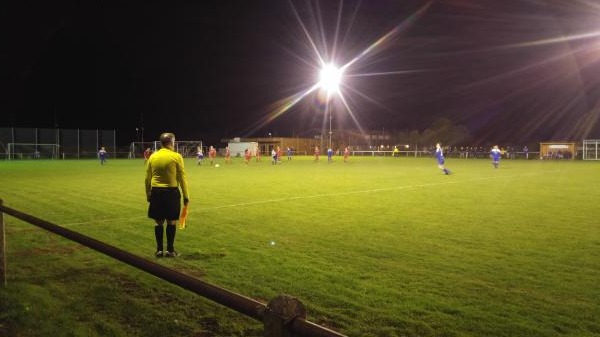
[204,170,560,211]
[61,170,559,226]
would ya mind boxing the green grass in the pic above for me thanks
[0,156,599,337]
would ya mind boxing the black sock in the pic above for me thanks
[166,224,176,252]
[154,225,164,252]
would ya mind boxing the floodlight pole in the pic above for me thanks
[328,117,332,149]
[328,105,333,149]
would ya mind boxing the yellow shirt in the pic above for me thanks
[145,148,189,200]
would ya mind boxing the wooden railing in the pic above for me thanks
[0,199,346,337]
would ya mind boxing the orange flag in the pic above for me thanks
[178,204,189,229]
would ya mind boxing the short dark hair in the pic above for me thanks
[160,133,175,147]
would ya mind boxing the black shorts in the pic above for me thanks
[148,187,181,221]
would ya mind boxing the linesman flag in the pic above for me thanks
[178,204,189,230]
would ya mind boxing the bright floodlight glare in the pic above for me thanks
[319,64,342,94]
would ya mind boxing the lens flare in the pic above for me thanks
[244,1,434,137]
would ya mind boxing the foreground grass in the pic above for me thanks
[0,156,599,336]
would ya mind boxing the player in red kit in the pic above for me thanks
[144,147,152,164]
[225,146,231,164]
[276,146,282,163]
[244,148,252,164]
[208,146,217,166]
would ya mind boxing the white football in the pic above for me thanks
[215,164,220,167]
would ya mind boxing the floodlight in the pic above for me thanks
[319,64,342,94]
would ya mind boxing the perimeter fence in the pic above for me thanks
[351,150,540,159]
[0,127,117,160]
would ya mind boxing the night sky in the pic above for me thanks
[3,0,600,146]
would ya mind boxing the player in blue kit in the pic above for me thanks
[196,146,204,165]
[98,147,107,165]
[327,147,334,162]
[435,143,451,175]
[271,148,277,165]
[490,145,501,169]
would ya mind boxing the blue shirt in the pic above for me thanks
[435,147,444,164]
[491,149,501,161]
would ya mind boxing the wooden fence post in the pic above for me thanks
[264,294,307,337]
[0,199,6,287]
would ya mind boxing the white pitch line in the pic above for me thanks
[204,170,559,211]
[61,170,559,226]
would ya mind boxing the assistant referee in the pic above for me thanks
[145,132,189,257]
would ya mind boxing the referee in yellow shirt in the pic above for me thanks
[145,132,189,257]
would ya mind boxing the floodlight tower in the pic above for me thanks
[318,63,342,149]
[328,108,333,149]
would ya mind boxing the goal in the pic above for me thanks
[583,140,600,160]
[129,142,156,159]
[129,140,204,158]
[153,140,203,158]
[7,143,60,160]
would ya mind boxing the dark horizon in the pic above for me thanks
[3,0,600,147]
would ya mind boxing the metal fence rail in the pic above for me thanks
[0,199,346,337]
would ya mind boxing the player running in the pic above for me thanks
[144,147,152,164]
[196,146,204,165]
[435,143,451,175]
[255,147,261,162]
[208,146,217,166]
[491,145,501,169]
[244,148,252,164]
[271,148,277,165]
[98,147,107,165]
[225,146,231,164]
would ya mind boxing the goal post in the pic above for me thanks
[7,143,60,160]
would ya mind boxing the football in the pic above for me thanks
[215,164,220,167]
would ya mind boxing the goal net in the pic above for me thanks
[129,141,204,158]
[153,140,203,158]
[7,143,60,160]
[129,142,156,159]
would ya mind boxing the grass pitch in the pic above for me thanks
[0,156,599,337]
